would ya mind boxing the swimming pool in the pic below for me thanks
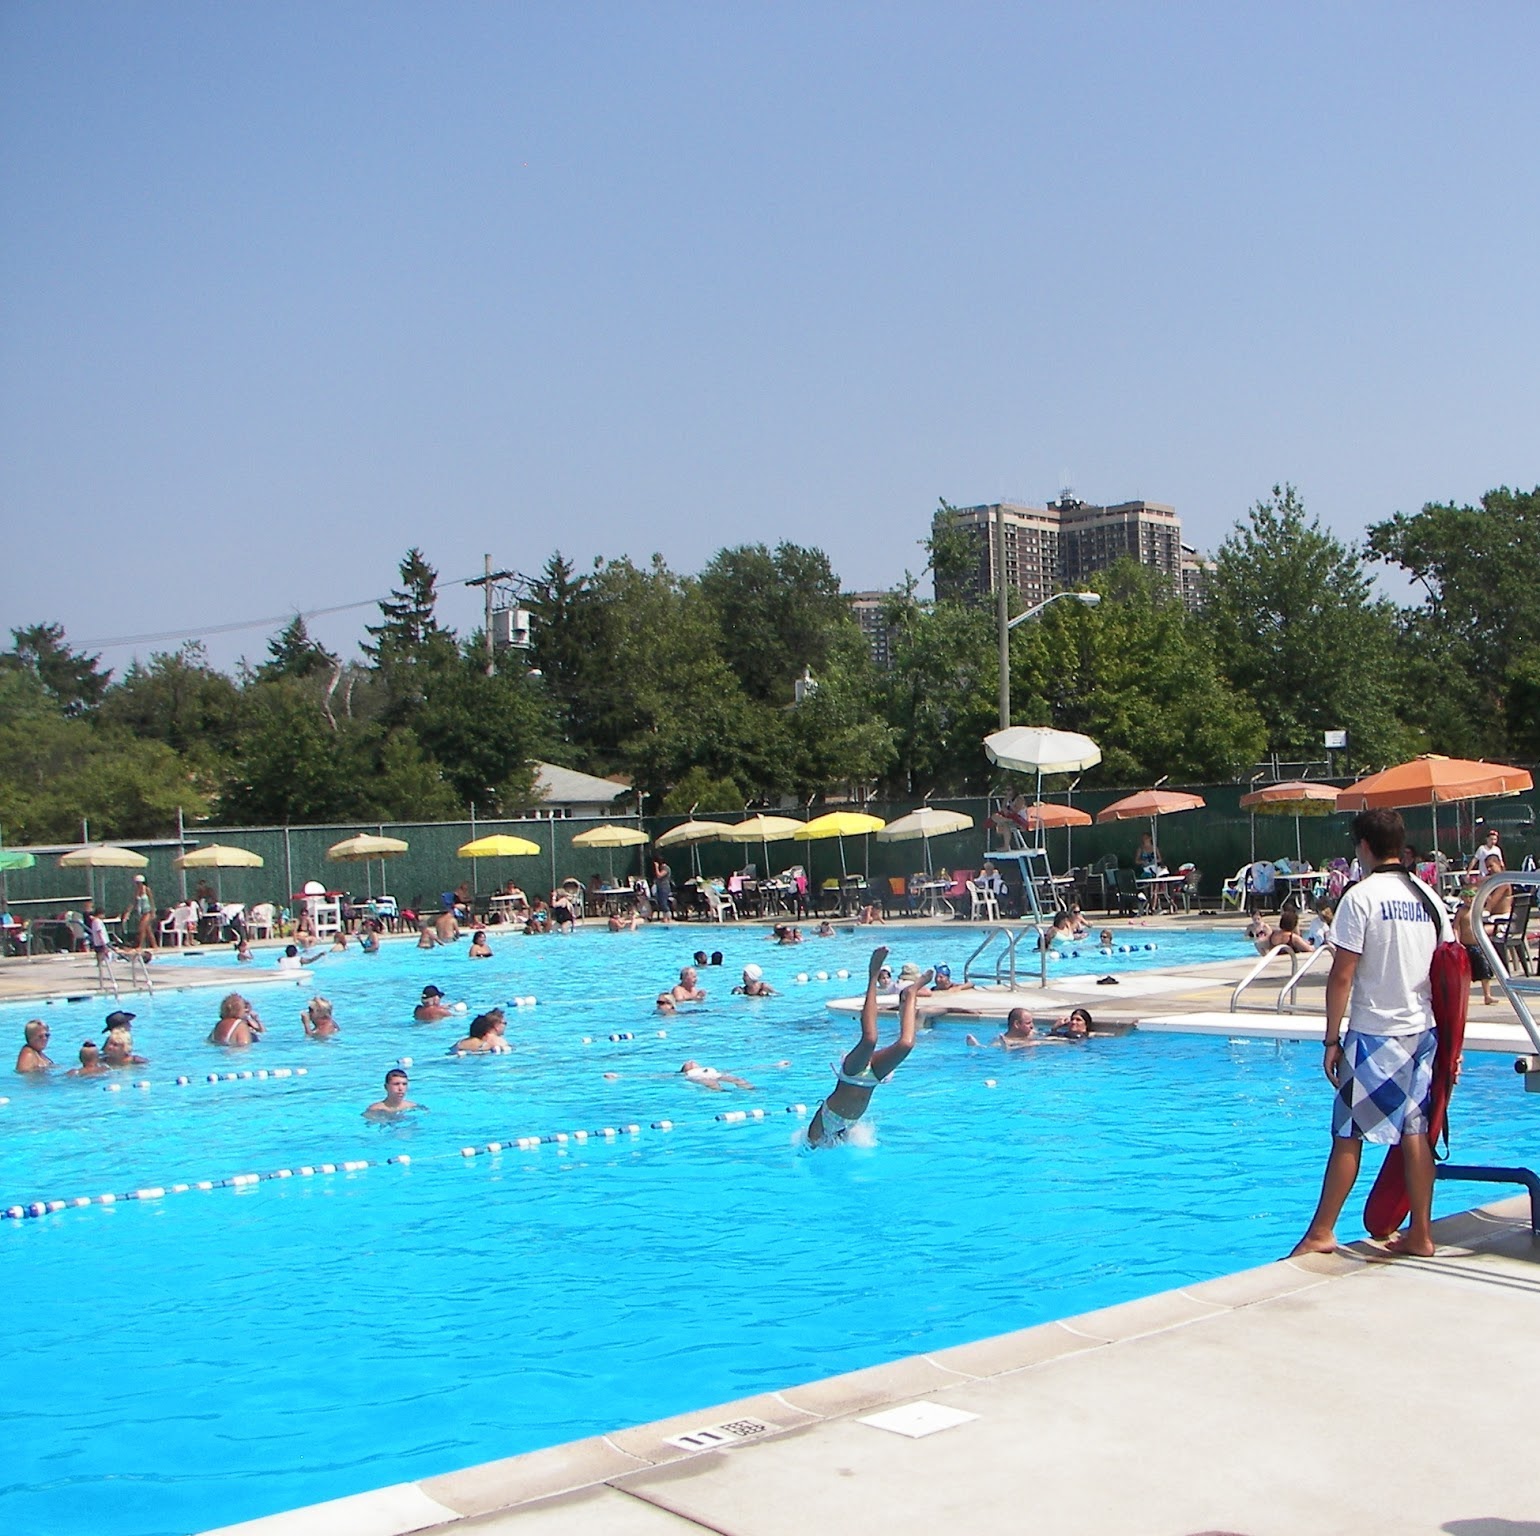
[3,925,1534,1536]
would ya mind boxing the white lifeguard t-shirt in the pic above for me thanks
[1329,869,1450,1037]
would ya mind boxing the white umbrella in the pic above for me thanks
[984,727,1102,778]
[983,728,1102,855]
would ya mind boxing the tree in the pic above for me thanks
[413,650,549,811]
[98,642,242,769]
[698,542,854,703]
[1011,561,1266,783]
[219,683,366,824]
[784,629,896,800]
[362,548,459,719]
[926,499,976,598]
[367,728,461,821]
[878,584,999,794]
[0,711,201,842]
[1208,485,1415,768]
[259,616,339,683]
[1,622,111,716]
[1366,485,1540,758]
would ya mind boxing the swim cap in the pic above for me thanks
[934,964,951,978]
[743,964,763,981]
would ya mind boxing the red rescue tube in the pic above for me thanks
[1363,941,1470,1238]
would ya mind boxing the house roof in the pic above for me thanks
[533,762,633,808]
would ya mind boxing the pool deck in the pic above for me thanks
[206,1195,1540,1536]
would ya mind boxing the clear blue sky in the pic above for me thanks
[3,2,1536,673]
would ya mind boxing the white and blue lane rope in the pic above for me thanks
[5,1102,814,1221]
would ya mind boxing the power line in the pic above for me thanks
[77,578,476,653]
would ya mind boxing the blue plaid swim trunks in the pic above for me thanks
[1332,1029,1435,1144]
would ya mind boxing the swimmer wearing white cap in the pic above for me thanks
[733,963,777,998]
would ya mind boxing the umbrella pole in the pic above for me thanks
[1295,814,1303,865]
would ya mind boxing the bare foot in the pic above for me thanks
[1288,1233,1339,1257]
[868,945,890,979]
[1383,1232,1435,1257]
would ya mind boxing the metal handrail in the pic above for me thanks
[1230,944,1297,1012]
[1471,872,1540,1054]
[1274,942,1332,1012]
[962,924,1039,990]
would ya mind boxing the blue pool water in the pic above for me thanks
[2,924,1536,1536]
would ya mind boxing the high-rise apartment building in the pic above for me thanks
[846,590,897,670]
[934,497,1207,611]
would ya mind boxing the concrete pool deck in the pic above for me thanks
[207,1195,1540,1536]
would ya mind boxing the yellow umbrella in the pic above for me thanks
[58,844,149,915]
[570,825,650,849]
[458,833,542,900]
[572,822,649,881]
[327,834,410,860]
[173,843,265,903]
[174,844,264,870]
[654,819,731,848]
[655,818,733,877]
[326,833,410,900]
[457,835,542,858]
[720,815,806,842]
[58,844,148,869]
[794,810,887,880]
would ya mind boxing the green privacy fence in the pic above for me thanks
[5,784,1535,920]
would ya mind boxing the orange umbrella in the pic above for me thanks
[1095,790,1206,823]
[1023,802,1094,829]
[1334,755,1532,811]
[1336,754,1533,856]
[1240,781,1340,863]
[1239,780,1340,814]
[1096,789,1206,868]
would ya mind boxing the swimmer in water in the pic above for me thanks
[450,1015,497,1054]
[655,992,677,1013]
[330,930,350,952]
[733,964,776,997]
[679,1060,754,1091]
[364,1068,423,1118]
[301,996,339,1038]
[468,929,493,958]
[68,1039,110,1076]
[671,966,707,1003]
[1049,1007,1093,1040]
[414,986,453,1023]
[966,1008,1047,1050]
[806,946,928,1150]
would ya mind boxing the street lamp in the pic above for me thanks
[997,588,1102,729]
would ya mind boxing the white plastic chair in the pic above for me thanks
[967,879,1000,921]
[1220,863,1250,911]
[703,885,738,922]
[247,902,275,939]
[159,903,197,946]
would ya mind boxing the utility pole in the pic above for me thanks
[466,553,514,675]
[996,504,1011,729]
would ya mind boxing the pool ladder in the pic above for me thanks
[1229,943,1330,1013]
